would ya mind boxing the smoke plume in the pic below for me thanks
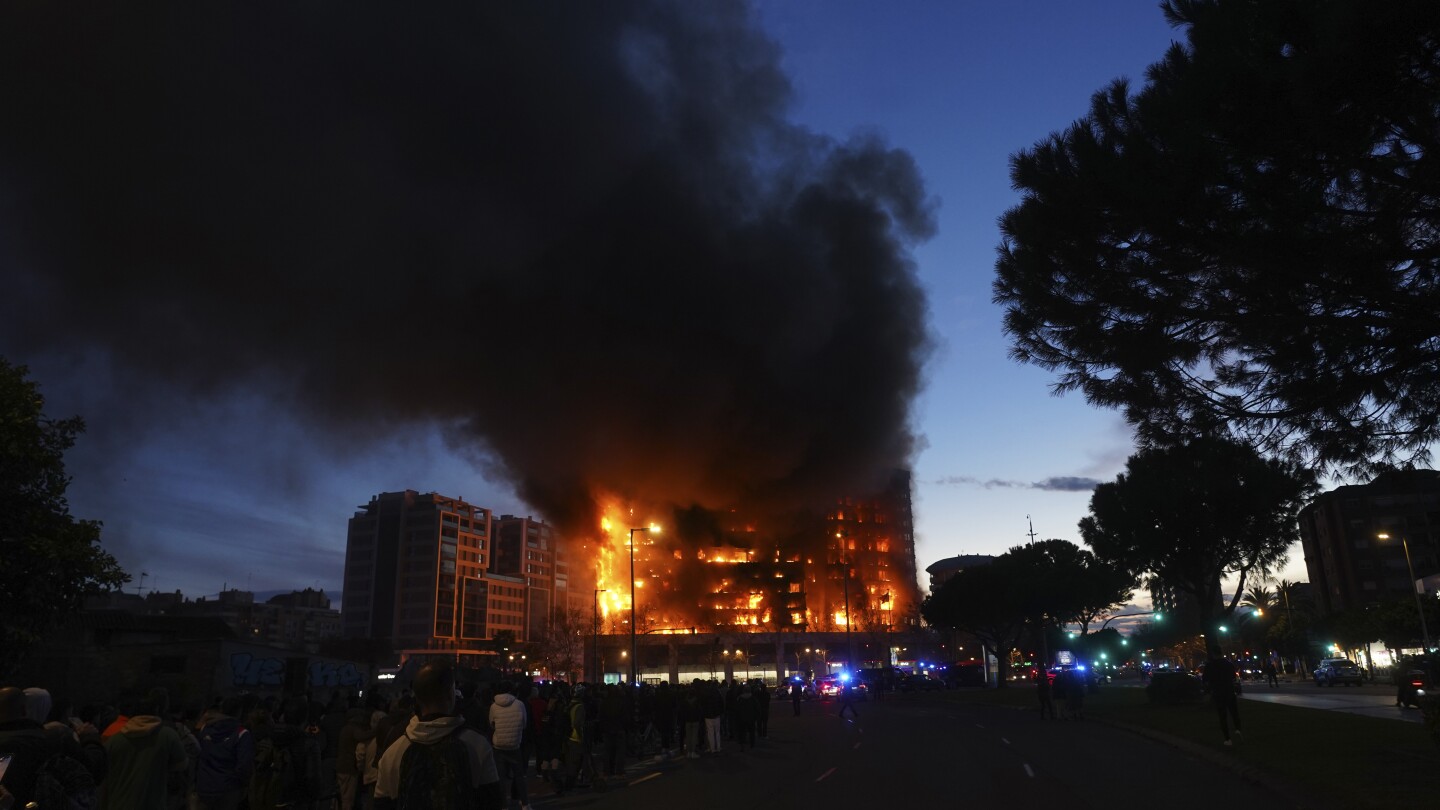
[0,2,935,533]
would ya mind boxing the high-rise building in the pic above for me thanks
[491,515,565,643]
[1298,469,1440,615]
[341,491,494,651]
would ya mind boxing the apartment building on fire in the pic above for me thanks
[340,471,921,656]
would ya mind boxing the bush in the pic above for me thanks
[1145,672,1204,705]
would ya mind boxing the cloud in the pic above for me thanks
[934,475,1101,492]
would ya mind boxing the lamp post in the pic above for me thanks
[629,525,660,685]
[1379,532,1433,652]
[880,591,892,667]
[837,531,854,673]
[592,588,607,683]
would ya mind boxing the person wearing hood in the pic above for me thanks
[99,688,189,809]
[488,681,529,810]
[374,661,500,810]
[195,697,254,810]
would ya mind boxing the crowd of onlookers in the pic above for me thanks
[0,667,780,810]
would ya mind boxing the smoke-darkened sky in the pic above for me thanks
[0,2,1310,601]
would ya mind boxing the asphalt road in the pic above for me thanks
[1236,678,1425,724]
[530,693,1303,810]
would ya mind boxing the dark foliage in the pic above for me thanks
[0,359,128,675]
[1080,437,1313,657]
[995,0,1440,476]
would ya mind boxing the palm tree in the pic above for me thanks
[1241,585,1278,614]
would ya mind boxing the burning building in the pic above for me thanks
[585,470,920,639]
[340,470,919,675]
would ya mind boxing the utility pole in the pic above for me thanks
[592,588,606,683]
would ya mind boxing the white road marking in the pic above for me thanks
[853,742,861,749]
[629,772,662,787]
[817,767,837,782]
[1024,764,1035,778]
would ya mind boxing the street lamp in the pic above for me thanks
[1378,532,1433,652]
[837,531,855,673]
[592,588,607,683]
[629,525,660,685]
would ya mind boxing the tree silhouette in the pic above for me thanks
[995,0,1440,476]
[1080,438,1313,658]
[0,359,128,676]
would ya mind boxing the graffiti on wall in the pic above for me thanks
[229,653,365,689]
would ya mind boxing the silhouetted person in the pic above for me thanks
[1035,671,1055,720]
[1203,656,1242,746]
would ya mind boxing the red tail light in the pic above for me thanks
[1410,678,1425,687]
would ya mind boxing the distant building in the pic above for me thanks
[924,554,995,594]
[15,611,369,707]
[88,587,341,654]
[1147,579,1209,632]
[340,491,564,655]
[341,490,494,651]
[253,588,342,652]
[1298,469,1440,615]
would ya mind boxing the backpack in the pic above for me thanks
[548,699,571,744]
[394,729,475,810]
[32,753,97,810]
[251,735,311,808]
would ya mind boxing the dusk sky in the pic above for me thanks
[1,1,1309,605]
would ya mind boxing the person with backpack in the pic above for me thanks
[252,697,323,809]
[373,660,501,810]
[557,684,590,795]
[99,688,190,809]
[195,696,255,810]
[487,681,529,810]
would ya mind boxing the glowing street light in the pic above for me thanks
[1378,532,1433,651]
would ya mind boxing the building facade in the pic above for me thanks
[342,491,494,651]
[491,514,568,642]
[341,491,567,653]
[924,554,996,594]
[1298,469,1440,615]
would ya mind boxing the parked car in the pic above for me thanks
[939,662,985,688]
[899,673,945,692]
[1313,657,1364,687]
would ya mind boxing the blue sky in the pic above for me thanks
[33,1,1308,604]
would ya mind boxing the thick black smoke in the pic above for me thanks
[0,2,934,532]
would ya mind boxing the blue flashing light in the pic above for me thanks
[1075,664,1087,672]
[839,672,852,683]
